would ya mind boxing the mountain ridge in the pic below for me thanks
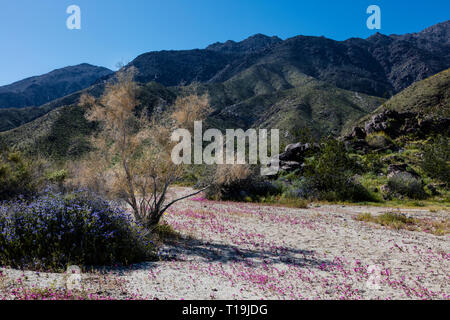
[0,64,112,109]
[127,20,450,97]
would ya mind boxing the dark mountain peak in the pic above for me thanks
[366,32,392,44]
[392,20,450,45]
[246,33,280,41]
[206,33,282,54]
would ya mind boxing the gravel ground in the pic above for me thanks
[1,187,449,300]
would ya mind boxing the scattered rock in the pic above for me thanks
[345,110,449,148]
[279,142,319,162]
[426,184,440,196]
[276,142,320,173]
[365,110,402,136]
[344,139,370,152]
[350,126,366,139]
[280,161,303,172]
[380,184,392,200]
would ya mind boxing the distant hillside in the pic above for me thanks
[1,20,449,157]
[0,105,96,158]
[0,64,112,109]
[0,83,174,158]
[0,81,107,132]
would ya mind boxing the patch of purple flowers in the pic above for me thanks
[0,190,154,271]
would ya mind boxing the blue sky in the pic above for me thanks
[0,0,448,85]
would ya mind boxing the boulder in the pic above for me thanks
[364,111,399,135]
[279,142,319,162]
[280,161,303,172]
[387,164,420,179]
[350,126,366,139]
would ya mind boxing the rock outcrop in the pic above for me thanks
[277,142,320,173]
[344,110,450,151]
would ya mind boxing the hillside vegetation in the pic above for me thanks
[375,68,450,117]
[0,69,384,158]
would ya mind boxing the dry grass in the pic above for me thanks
[260,196,309,209]
[0,271,7,291]
[153,222,181,241]
[355,212,449,236]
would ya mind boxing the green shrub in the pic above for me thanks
[280,178,313,199]
[387,173,427,199]
[304,138,356,190]
[154,222,180,240]
[205,164,278,201]
[355,212,449,235]
[0,149,36,200]
[420,136,449,184]
[303,138,374,202]
[366,132,395,150]
[360,152,384,174]
[45,169,68,191]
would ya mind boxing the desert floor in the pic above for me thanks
[1,188,449,300]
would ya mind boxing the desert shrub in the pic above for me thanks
[302,138,374,202]
[366,132,395,150]
[259,194,309,208]
[81,69,212,227]
[0,190,153,271]
[387,173,427,199]
[356,212,416,228]
[278,178,315,199]
[205,164,278,201]
[355,212,449,235]
[359,152,384,174]
[304,138,356,190]
[258,178,310,208]
[343,178,377,202]
[44,169,68,192]
[420,136,449,184]
[153,222,180,240]
[0,150,36,200]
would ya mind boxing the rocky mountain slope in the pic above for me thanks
[341,68,450,154]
